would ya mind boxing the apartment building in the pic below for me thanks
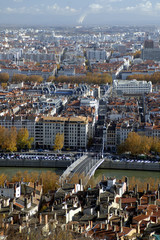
[141,48,160,61]
[87,49,106,62]
[35,116,88,150]
[113,79,152,95]
[0,182,21,198]
[0,116,36,139]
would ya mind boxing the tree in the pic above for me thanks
[11,73,28,83]
[151,137,160,154]
[17,128,33,150]
[39,171,59,193]
[27,75,43,83]
[1,82,7,89]
[53,133,64,152]
[133,50,141,58]
[118,132,160,156]
[124,132,141,155]
[1,127,17,152]
[0,73,9,83]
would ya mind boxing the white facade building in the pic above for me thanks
[87,50,106,62]
[35,116,89,149]
[0,183,21,198]
[113,79,152,95]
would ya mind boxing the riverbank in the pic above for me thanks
[0,157,159,171]
[99,159,160,171]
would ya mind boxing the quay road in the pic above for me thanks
[0,152,159,173]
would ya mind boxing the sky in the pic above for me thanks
[0,0,160,26]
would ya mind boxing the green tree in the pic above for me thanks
[54,133,64,152]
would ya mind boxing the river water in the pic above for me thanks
[0,167,159,182]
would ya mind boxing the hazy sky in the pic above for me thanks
[0,0,160,26]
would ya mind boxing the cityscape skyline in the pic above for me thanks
[1,0,160,26]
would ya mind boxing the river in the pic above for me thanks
[0,167,159,182]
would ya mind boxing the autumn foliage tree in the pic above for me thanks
[0,126,17,152]
[11,73,28,83]
[54,133,64,152]
[0,126,33,152]
[47,73,112,85]
[11,74,43,84]
[118,132,160,155]
[17,128,34,151]
[27,75,43,83]
[127,72,160,84]
[0,73,9,83]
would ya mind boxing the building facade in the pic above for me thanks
[113,79,152,95]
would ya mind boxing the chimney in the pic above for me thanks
[114,208,117,216]
[107,206,109,214]
[119,198,122,209]
[79,179,83,191]
[137,222,140,234]
[116,232,119,240]
[74,184,77,193]
[126,186,129,193]
[5,223,9,230]
[24,198,28,209]
[97,211,100,218]
[135,184,138,195]
[106,223,109,231]
[90,221,93,229]
[19,225,22,233]
[31,194,33,204]
[54,212,57,221]
[120,217,123,232]
[125,176,129,187]
[113,225,116,232]
[39,213,42,224]
[33,190,36,197]
[45,215,48,225]
[10,202,13,212]
[100,223,103,229]
[1,222,4,229]
[11,217,13,225]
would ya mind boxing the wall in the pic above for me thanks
[99,159,160,171]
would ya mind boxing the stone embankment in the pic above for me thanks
[99,159,160,171]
